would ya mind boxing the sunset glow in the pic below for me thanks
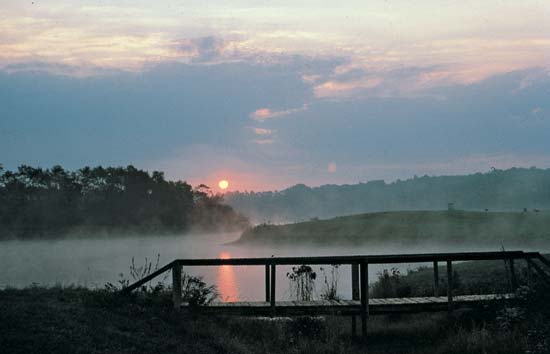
[2,1,550,191]
[218,180,229,190]
[3,2,550,351]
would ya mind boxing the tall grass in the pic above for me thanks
[287,265,317,301]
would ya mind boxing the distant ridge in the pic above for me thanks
[235,210,550,247]
[226,167,550,223]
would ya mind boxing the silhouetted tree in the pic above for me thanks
[0,165,249,238]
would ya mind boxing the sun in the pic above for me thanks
[218,179,229,190]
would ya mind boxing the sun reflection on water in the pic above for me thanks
[217,252,239,302]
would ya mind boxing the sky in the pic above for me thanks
[1,0,550,191]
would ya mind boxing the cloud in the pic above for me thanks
[314,78,382,98]
[253,139,275,145]
[249,104,308,121]
[253,127,274,136]
[175,36,227,63]
[1,1,550,86]
[532,107,542,115]
[251,127,276,144]
[302,74,321,83]
[2,59,550,191]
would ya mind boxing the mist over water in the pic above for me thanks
[2,232,546,301]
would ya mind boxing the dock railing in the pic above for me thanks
[123,250,550,337]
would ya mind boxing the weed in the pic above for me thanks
[319,264,340,300]
[287,265,316,301]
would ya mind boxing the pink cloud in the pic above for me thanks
[249,104,308,121]
[314,78,382,98]
[253,127,273,136]
[250,108,274,120]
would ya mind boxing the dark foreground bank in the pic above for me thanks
[1,284,549,354]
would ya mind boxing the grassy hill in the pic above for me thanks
[226,168,550,223]
[236,210,550,247]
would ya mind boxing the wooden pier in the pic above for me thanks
[123,251,550,338]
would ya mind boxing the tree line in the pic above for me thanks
[226,167,550,222]
[0,165,249,239]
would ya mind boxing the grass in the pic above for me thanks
[237,210,550,247]
[1,284,549,354]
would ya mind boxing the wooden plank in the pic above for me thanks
[352,263,360,300]
[173,251,526,267]
[433,261,439,296]
[447,260,453,313]
[526,257,532,287]
[172,261,182,310]
[123,261,175,293]
[270,263,276,316]
[351,262,360,336]
[201,295,516,308]
[189,294,516,317]
[360,262,369,338]
[265,265,270,302]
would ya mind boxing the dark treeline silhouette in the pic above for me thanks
[226,167,550,222]
[0,165,249,239]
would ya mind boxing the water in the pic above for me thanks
[0,233,537,301]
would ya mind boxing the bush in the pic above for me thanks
[371,268,412,298]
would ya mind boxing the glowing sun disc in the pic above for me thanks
[218,180,229,190]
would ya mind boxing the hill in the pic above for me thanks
[226,168,550,223]
[236,210,550,247]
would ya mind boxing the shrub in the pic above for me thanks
[371,268,412,298]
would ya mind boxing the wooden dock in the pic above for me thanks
[194,294,514,316]
[123,250,550,338]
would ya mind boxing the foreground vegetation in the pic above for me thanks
[2,255,549,354]
[0,165,249,239]
[238,210,550,247]
[1,281,549,354]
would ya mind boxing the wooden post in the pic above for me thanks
[270,263,276,317]
[172,261,182,310]
[351,263,360,336]
[265,264,271,302]
[360,262,369,338]
[446,260,453,313]
[509,258,517,291]
[433,261,439,296]
[526,257,532,287]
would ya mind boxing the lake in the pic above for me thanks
[0,232,536,301]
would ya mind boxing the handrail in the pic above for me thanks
[122,260,175,294]
[174,251,527,266]
[123,251,531,293]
